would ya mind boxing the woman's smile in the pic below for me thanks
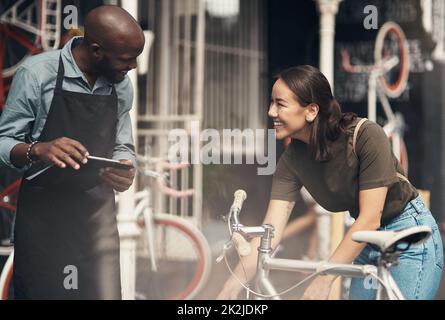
[273,119,284,129]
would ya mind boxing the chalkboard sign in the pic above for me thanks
[335,0,436,104]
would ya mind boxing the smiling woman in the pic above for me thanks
[218,65,443,300]
[268,65,357,161]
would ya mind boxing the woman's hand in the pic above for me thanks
[216,250,258,300]
[217,277,246,300]
[99,159,135,192]
[217,199,295,300]
[301,275,336,300]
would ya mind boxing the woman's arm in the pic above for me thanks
[301,186,388,299]
[217,199,295,300]
[329,186,387,264]
[282,207,317,240]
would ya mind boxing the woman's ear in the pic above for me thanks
[306,103,320,123]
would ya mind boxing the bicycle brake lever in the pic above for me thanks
[216,240,234,263]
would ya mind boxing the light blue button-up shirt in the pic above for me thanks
[0,37,136,172]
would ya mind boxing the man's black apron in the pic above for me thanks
[13,56,122,300]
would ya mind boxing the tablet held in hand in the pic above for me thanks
[87,156,134,170]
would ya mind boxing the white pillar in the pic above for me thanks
[193,0,206,227]
[315,0,343,90]
[314,0,342,263]
[117,0,140,300]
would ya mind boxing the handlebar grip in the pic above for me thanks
[232,232,252,257]
[231,190,247,212]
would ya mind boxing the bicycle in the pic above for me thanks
[0,156,213,300]
[340,21,410,174]
[0,0,64,110]
[218,190,432,300]
[123,154,212,300]
[0,178,21,300]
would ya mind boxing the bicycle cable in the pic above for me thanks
[225,248,390,299]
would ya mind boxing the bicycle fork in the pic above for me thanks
[143,206,159,272]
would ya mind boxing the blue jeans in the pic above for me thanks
[349,195,444,300]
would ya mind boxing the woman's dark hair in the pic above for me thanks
[277,65,357,162]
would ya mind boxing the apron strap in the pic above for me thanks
[55,55,65,93]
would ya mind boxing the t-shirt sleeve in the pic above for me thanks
[270,146,302,201]
[356,122,399,190]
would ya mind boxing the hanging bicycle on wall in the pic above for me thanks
[0,0,62,110]
[341,21,410,175]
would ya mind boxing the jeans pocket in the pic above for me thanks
[431,226,444,270]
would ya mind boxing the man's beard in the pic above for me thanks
[97,57,125,84]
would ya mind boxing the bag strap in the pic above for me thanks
[352,118,410,184]
[352,118,368,158]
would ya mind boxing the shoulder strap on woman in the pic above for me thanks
[352,118,368,158]
[352,118,411,184]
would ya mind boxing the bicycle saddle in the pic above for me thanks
[352,226,432,253]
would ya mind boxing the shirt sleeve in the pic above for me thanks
[270,146,302,202]
[0,66,39,171]
[113,77,136,164]
[356,121,399,190]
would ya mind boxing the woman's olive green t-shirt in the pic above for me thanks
[270,118,418,225]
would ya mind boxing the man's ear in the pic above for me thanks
[90,43,103,61]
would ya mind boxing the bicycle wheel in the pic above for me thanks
[0,0,42,78]
[0,250,14,300]
[374,22,410,98]
[135,213,212,300]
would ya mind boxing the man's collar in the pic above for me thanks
[60,36,113,89]
[61,36,86,79]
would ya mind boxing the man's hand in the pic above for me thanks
[99,159,135,192]
[32,137,89,170]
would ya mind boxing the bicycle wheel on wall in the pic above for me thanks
[374,22,410,98]
[0,250,14,300]
[135,213,212,300]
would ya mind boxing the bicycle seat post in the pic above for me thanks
[375,252,403,300]
[379,251,400,269]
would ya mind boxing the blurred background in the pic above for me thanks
[0,0,444,300]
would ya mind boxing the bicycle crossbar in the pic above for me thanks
[264,257,377,278]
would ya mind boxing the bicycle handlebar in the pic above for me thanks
[230,190,247,225]
[135,154,194,198]
[340,48,400,75]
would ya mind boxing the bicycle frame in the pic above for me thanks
[133,188,160,272]
[232,223,405,300]
[129,159,211,300]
